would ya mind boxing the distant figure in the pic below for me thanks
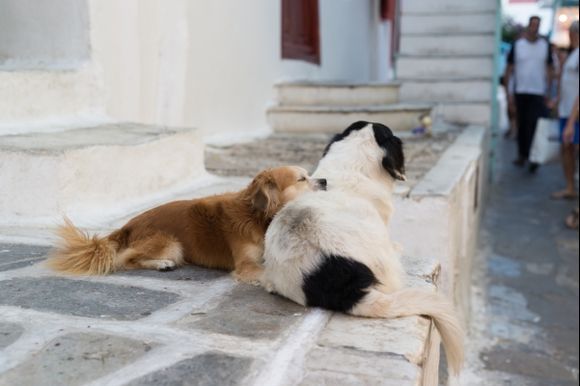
[504,16,554,173]
[562,95,579,230]
[550,21,579,200]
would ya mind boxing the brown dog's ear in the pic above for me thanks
[251,181,280,218]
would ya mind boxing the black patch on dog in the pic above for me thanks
[302,254,378,312]
[371,122,405,180]
[322,120,370,156]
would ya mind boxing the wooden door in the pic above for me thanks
[281,0,320,64]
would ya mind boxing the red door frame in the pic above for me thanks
[381,0,400,58]
[281,0,320,65]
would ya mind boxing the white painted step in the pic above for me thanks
[267,104,432,133]
[0,123,205,224]
[399,78,492,103]
[401,13,497,35]
[0,67,103,127]
[399,34,495,56]
[401,0,497,14]
[276,81,400,107]
[433,102,492,126]
[396,55,494,79]
[0,176,249,245]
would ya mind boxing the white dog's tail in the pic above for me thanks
[349,288,464,375]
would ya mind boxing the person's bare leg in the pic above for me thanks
[553,144,578,199]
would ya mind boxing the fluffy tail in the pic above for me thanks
[46,217,119,275]
[350,288,464,375]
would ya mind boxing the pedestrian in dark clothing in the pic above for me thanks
[504,16,555,173]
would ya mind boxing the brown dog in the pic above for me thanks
[47,166,326,283]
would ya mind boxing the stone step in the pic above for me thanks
[399,78,493,103]
[267,104,432,133]
[0,68,103,130]
[400,12,497,35]
[399,34,495,56]
[0,123,205,225]
[396,55,494,79]
[401,0,497,14]
[275,81,400,107]
[433,102,492,126]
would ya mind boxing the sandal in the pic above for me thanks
[565,208,579,230]
[551,190,578,200]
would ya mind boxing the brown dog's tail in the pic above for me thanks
[46,217,119,275]
[350,288,464,375]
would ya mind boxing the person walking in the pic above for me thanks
[562,95,579,230]
[550,21,579,201]
[504,16,555,173]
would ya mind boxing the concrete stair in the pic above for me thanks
[395,0,498,127]
[433,102,492,126]
[268,104,431,134]
[268,82,432,133]
[401,13,497,35]
[275,81,400,107]
[0,67,103,131]
[399,34,495,56]
[401,0,496,14]
[397,55,494,80]
[0,123,206,225]
[399,77,493,103]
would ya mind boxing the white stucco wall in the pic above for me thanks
[0,0,90,69]
[1,0,385,137]
[89,0,383,137]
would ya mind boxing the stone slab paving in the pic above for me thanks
[124,352,254,386]
[0,244,50,272]
[0,333,154,386]
[0,126,463,385]
[0,242,440,386]
[0,323,24,350]
[204,129,459,193]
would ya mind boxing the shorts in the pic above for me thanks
[559,117,580,144]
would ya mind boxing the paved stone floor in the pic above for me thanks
[0,245,439,386]
[205,130,458,191]
[459,136,579,385]
[0,130,454,386]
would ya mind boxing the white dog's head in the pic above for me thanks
[315,121,405,184]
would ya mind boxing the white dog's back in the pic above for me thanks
[263,190,405,304]
[261,121,464,376]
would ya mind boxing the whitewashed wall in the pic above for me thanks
[0,0,386,137]
[0,0,90,69]
[90,0,385,137]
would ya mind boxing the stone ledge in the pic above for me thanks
[0,123,206,226]
[411,126,485,198]
[391,125,488,332]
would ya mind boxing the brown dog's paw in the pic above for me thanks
[233,268,264,286]
[153,260,177,272]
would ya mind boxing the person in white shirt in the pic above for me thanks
[550,20,579,200]
[505,16,555,173]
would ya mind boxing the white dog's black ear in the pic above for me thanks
[372,123,406,181]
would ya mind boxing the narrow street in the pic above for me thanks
[463,135,579,385]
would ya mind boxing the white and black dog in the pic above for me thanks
[261,121,464,375]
